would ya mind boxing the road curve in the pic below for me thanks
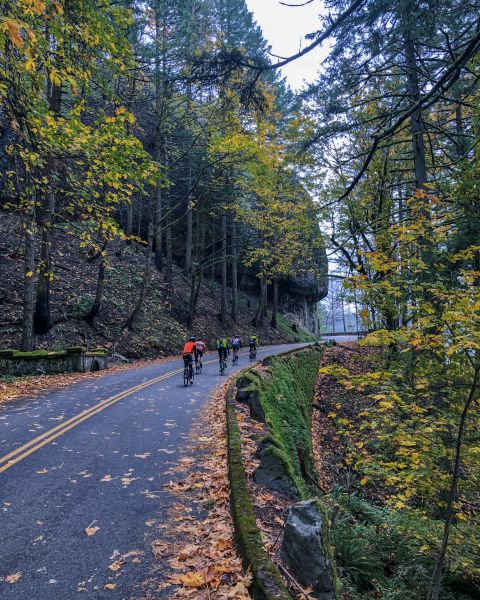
[0,343,307,599]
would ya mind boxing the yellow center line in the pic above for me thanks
[0,346,275,475]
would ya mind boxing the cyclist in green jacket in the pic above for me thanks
[216,336,229,368]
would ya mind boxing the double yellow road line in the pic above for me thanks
[0,346,275,476]
[0,366,184,475]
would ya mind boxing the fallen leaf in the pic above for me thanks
[6,572,21,584]
[36,468,48,474]
[108,560,125,572]
[101,475,112,482]
[85,525,100,536]
[104,583,117,590]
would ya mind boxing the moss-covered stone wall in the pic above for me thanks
[238,345,323,498]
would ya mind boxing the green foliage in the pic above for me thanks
[328,493,476,600]
[69,295,94,319]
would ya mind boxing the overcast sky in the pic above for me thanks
[244,0,328,90]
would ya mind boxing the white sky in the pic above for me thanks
[245,0,328,90]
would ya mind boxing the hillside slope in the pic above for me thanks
[0,214,315,358]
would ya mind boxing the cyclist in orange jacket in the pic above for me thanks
[182,337,197,382]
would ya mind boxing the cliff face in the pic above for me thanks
[279,246,328,336]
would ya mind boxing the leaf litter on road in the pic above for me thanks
[149,381,253,599]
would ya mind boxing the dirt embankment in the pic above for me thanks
[0,213,312,359]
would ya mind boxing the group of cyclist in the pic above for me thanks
[181,334,259,383]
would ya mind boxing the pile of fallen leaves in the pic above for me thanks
[234,384,318,599]
[149,380,252,599]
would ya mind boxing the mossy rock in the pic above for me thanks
[14,350,67,360]
[281,499,338,599]
[254,440,298,499]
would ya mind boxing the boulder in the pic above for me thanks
[236,378,265,423]
[281,500,336,600]
[253,440,298,499]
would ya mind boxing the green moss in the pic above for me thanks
[0,349,16,358]
[66,346,87,354]
[3,350,68,360]
[275,312,317,343]
[313,498,340,594]
[253,346,323,498]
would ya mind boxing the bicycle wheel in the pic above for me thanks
[183,368,189,387]
[190,366,195,385]
[220,361,224,375]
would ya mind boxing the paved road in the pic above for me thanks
[0,343,307,599]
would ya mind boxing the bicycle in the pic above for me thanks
[183,360,194,387]
[219,355,228,375]
[232,349,239,365]
[195,355,203,374]
[249,347,257,362]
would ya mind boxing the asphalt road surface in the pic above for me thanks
[0,343,310,599]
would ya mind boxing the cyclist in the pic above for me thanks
[249,334,258,354]
[216,336,229,369]
[231,335,242,362]
[182,336,197,383]
[195,337,206,369]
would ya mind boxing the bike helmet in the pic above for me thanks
[189,336,196,341]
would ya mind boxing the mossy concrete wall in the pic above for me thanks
[0,348,107,376]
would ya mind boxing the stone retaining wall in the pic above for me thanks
[0,348,107,376]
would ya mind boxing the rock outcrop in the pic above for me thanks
[281,500,337,600]
[280,245,328,336]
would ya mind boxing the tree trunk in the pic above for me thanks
[122,209,154,331]
[210,230,216,290]
[220,212,228,325]
[404,34,427,189]
[21,206,36,351]
[427,367,480,600]
[271,276,278,328]
[262,278,268,320]
[164,190,173,284]
[153,7,164,271]
[154,161,163,271]
[185,79,194,274]
[187,222,205,328]
[231,217,238,322]
[34,188,55,334]
[85,254,106,325]
[252,277,265,326]
[126,202,133,240]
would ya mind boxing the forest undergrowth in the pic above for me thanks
[313,345,480,600]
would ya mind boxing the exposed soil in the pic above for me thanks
[312,343,385,502]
